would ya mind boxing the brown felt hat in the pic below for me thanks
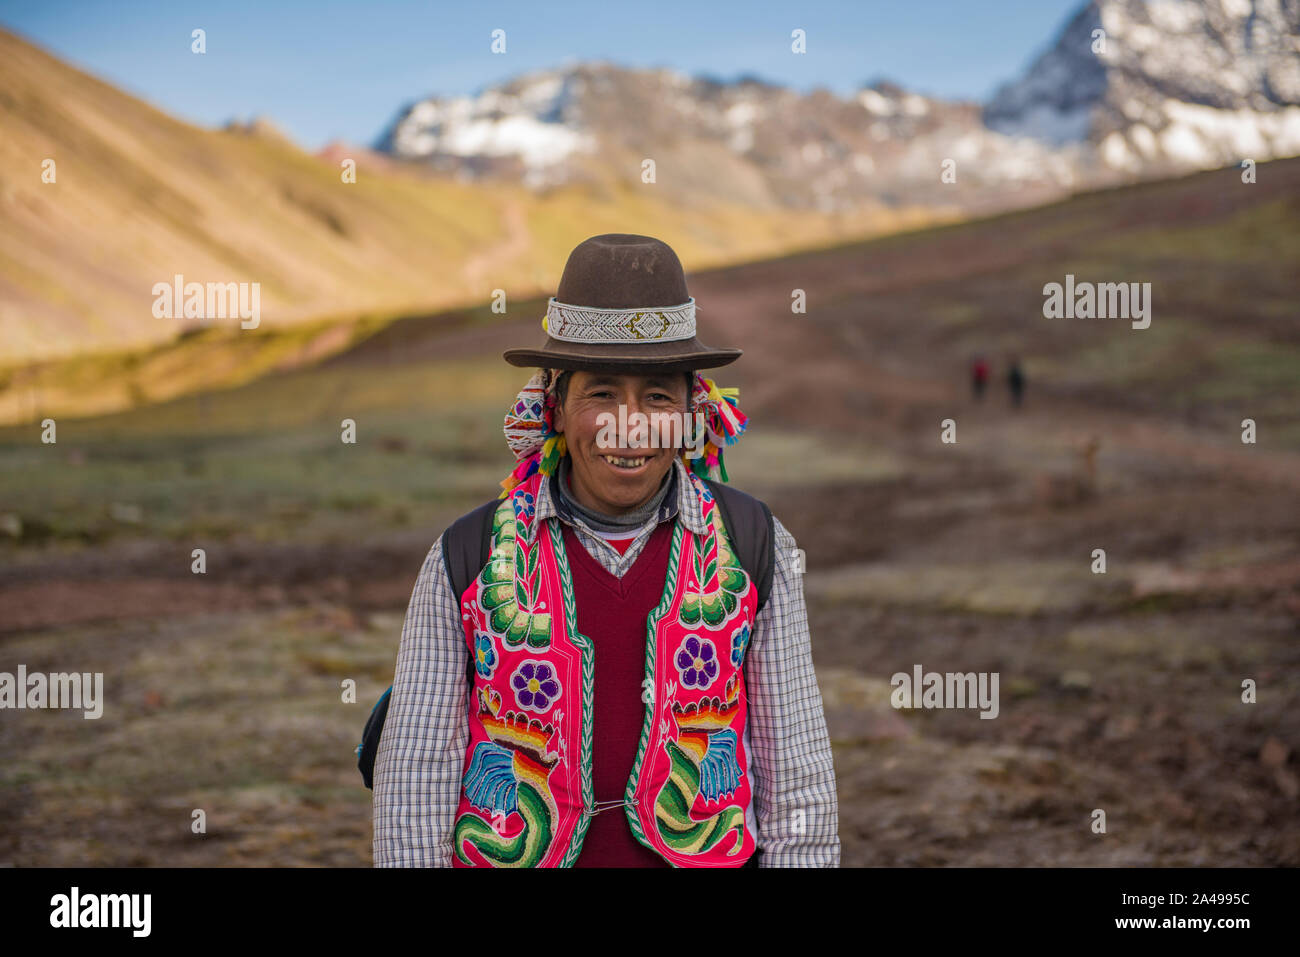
[502,234,742,373]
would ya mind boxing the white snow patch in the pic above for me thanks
[1130,124,1159,159]
[901,94,930,116]
[1146,0,1203,33]
[951,132,986,163]
[726,101,758,126]
[858,89,895,115]
[516,74,564,112]
[1162,99,1300,161]
[1158,121,1212,165]
[408,100,440,126]
[1101,130,1140,171]
[728,127,754,153]
[1100,4,1127,35]
[1126,24,1159,51]
[410,112,594,168]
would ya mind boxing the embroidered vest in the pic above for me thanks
[451,465,759,867]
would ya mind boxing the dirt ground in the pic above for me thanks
[2,161,1299,866]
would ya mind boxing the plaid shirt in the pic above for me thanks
[372,456,841,866]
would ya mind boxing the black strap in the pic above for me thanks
[703,478,776,615]
[442,498,499,684]
[359,500,496,790]
[443,498,497,603]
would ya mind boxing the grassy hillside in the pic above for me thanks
[0,28,940,365]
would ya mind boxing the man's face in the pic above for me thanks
[552,370,691,516]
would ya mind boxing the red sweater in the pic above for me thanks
[565,519,675,867]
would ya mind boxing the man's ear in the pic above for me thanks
[552,391,565,433]
[553,369,581,434]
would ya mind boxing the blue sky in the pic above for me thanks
[1,0,1084,149]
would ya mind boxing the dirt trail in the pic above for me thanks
[462,198,531,291]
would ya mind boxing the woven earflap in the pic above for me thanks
[499,368,567,498]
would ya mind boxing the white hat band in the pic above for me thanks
[544,297,696,344]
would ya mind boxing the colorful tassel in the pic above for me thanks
[681,373,747,483]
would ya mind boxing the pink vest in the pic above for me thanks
[450,465,759,867]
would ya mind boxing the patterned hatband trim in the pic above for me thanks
[545,297,696,343]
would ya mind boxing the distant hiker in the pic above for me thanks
[1007,356,1025,408]
[370,234,840,868]
[971,356,989,401]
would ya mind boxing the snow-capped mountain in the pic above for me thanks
[375,70,596,188]
[986,0,1300,173]
[376,0,1300,211]
[376,65,1078,214]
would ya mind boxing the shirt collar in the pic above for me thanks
[535,455,710,535]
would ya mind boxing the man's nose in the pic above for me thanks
[621,394,649,448]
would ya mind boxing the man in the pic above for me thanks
[372,233,840,867]
[1007,355,1026,408]
[971,355,989,401]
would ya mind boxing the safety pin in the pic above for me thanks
[585,798,635,816]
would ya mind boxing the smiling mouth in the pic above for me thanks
[601,454,651,470]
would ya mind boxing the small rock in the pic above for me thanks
[1103,714,1140,740]
[1060,670,1091,691]
[1260,736,1289,769]
[1006,676,1038,698]
[109,503,144,524]
[1275,769,1299,799]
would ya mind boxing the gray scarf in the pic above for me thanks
[554,454,675,532]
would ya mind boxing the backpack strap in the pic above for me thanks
[703,479,776,616]
[442,498,500,684]
[360,498,500,789]
[443,498,498,605]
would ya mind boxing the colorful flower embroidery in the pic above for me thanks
[511,659,560,713]
[730,622,751,667]
[675,633,718,689]
[474,631,498,679]
[512,490,536,524]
